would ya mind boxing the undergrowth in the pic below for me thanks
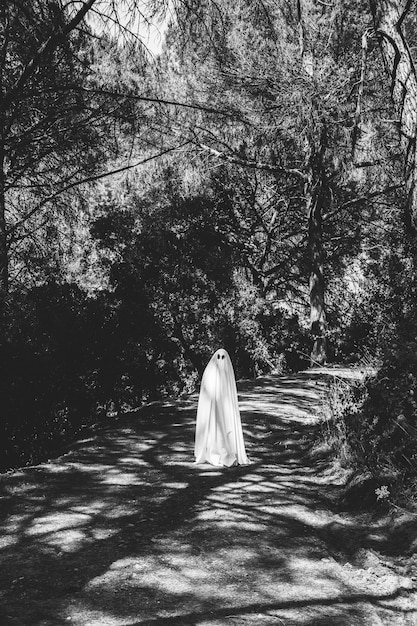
[318,352,417,510]
[320,374,366,470]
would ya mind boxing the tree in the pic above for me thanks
[0,1,101,335]
[369,0,417,225]
[0,0,180,341]
[153,0,380,364]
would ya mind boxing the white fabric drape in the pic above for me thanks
[194,349,249,466]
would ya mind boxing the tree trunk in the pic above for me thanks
[0,1,7,343]
[308,205,327,366]
[305,133,328,366]
[0,145,6,344]
[297,1,328,365]
[369,0,417,223]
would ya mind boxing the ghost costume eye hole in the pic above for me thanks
[217,354,220,360]
[221,355,225,359]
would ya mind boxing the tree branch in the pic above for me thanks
[197,143,308,181]
[60,85,241,118]
[1,0,98,112]
[8,142,190,238]
[324,183,404,220]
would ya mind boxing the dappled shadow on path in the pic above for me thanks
[0,372,416,625]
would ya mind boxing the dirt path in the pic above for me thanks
[0,369,416,625]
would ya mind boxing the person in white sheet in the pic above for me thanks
[194,348,249,466]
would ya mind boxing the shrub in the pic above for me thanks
[350,342,417,480]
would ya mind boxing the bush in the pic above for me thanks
[350,342,417,480]
[319,374,366,466]
[318,344,417,509]
[0,281,182,470]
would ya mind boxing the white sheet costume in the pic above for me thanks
[194,349,249,466]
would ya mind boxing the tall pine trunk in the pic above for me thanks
[298,0,328,365]
[305,134,328,366]
[369,0,417,222]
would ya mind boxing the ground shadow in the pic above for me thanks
[0,371,415,625]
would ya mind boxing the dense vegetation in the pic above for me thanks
[1,0,416,500]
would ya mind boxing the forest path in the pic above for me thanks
[1,368,417,626]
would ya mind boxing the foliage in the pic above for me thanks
[2,283,97,469]
[350,343,417,481]
[90,172,310,378]
[319,374,366,468]
[319,345,417,502]
[157,0,402,365]
[1,279,179,470]
[3,4,104,282]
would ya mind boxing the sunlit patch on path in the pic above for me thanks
[0,369,416,625]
